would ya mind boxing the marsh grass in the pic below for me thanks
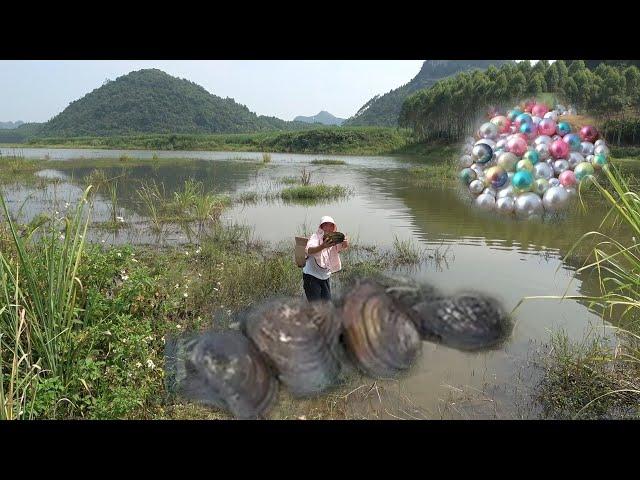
[107,179,120,225]
[391,236,424,265]
[310,159,346,166]
[279,176,299,185]
[236,191,260,204]
[0,305,41,420]
[408,160,456,188]
[280,184,351,202]
[536,330,640,419]
[299,167,312,186]
[137,180,165,233]
[0,186,93,417]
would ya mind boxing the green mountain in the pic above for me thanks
[344,60,513,127]
[294,111,345,125]
[36,69,309,137]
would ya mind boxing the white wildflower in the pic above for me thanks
[116,216,124,223]
[135,362,142,368]
[116,252,122,258]
[176,324,182,329]
[213,288,219,292]
[183,292,188,298]
[146,359,156,369]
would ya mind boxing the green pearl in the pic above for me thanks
[592,153,608,169]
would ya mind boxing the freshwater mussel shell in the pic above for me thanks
[340,279,422,378]
[243,297,345,397]
[409,293,512,351]
[180,331,278,419]
[323,231,345,244]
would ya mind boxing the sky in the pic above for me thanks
[0,60,429,123]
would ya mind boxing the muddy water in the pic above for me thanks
[3,147,636,418]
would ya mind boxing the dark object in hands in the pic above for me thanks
[323,231,345,245]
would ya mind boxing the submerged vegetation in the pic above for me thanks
[310,159,346,165]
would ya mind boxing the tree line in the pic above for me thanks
[399,60,640,144]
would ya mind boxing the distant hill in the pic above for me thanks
[344,60,513,127]
[0,121,24,129]
[294,111,345,126]
[35,69,310,137]
[0,122,44,143]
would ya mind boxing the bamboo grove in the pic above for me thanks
[399,61,640,144]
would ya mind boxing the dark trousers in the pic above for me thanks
[303,273,331,302]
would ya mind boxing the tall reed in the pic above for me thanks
[0,186,92,414]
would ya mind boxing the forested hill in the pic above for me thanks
[344,60,513,127]
[35,69,310,137]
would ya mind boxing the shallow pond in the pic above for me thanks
[2,147,636,418]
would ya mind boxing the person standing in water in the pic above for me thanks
[303,215,349,302]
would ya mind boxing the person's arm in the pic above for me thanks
[307,238,335,255]
[306,234,330,256]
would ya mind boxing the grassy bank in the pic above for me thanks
[3,127,423,156]
[535,164,640,418]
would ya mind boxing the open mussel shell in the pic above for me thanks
[243,298,345,397]
[410,293,512,351]
[340,279,421,378]
[179,331,278,419]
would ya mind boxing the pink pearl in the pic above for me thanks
[550,140,570,159]
[531,103,550,117]
[559,170,577,187]
[538,118,557,136]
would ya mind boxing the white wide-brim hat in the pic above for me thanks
[320,215,336,227]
